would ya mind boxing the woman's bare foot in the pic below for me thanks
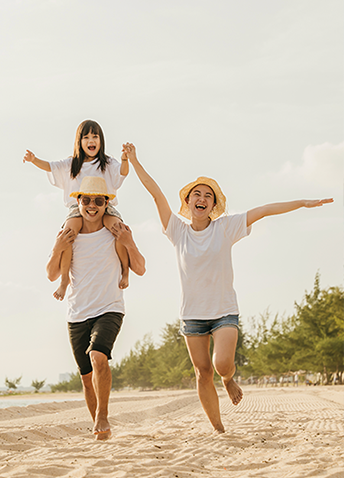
[223,377,243,405]
[53,279,69,301]
[119,270,129,290]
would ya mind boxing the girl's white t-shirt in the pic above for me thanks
[164,213,251,320]
[47,157,125,208]
[67,227,125,323]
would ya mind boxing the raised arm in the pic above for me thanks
[23,150,51,172]
[123,143,172,230]
[247,198,334,227]
[46,229,76,281]
[110,223,146,276]
[120,150,129,176]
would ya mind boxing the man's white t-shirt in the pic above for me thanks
[164,213,251,320]
[47,157,125,208]
[67,228,125,323]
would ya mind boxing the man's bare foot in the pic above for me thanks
[93,416,111,441]
[213,426,225,434]
[53,280,69,301]
[223,377,243,405]
[119,271,129,290]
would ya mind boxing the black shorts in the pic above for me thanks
[68,312,124,375]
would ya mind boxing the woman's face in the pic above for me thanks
[186,184,215,219]
[81,131,101,159]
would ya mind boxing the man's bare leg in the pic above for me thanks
[81,372,97,421]
[103,215,129,289]
[212,327,243,406]
[89,350,112,440]
[185,335,225,433]
[53,217,83,301]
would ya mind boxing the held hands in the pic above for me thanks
[23,150,36,164]
[122,143,137,163]
[303,198,334,208]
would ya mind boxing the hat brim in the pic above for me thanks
[70,191,115,200]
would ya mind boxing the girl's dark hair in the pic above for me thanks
[70,120,110,179]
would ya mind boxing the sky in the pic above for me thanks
[0,0,342,387]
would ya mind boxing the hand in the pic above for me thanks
[122,143,137,163]
[53,228,76,253]
[23,150,36,164]
[110,222,133,247]
[304,198,334,208]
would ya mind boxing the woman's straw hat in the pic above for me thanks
[178,176,227,220]
[70,176,115,200]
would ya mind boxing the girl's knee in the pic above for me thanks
[64,216,82,234]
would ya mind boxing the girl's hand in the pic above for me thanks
[122,143,137,162]
[304,198,334,208]
[23,150,36,163]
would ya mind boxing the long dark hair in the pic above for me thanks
[70,120,110,179]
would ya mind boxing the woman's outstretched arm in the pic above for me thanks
[247,198,334,227]
[123,143,172,230]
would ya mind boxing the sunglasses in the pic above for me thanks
[79,196,107,207]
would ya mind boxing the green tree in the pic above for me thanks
[5,376,22,391]
[31,379,46,393]
[51,372,82,392]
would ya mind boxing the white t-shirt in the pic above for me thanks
[47,157,125,208]
[67,227,125,323]
[164,213,251,320]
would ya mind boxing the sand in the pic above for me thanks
[0,385,343,477]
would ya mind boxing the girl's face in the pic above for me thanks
[186,184,216,219]
[81,131,101,159]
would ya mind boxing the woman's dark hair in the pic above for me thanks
[70,120,110,179]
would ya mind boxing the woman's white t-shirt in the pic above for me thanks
[67,228,125,323]
[47,157,125,208]
[164,213,251,320]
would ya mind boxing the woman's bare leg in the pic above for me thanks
[185,335,225,433]
[103,215,129,289]
[53,217,83,301]
[212,327,243,406]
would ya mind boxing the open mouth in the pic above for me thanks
[86,209,98,216]
[195,204,206,210]
[88,146,96,151]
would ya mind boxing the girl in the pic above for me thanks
[123,142,333,433]
[24,120,130,300]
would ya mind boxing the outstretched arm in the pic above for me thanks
[23,150,51,172]
[247,198,334,227]
[122,143,172,230]
[46,229,76,281]
[120,150,129,176]
[110,223,146,276]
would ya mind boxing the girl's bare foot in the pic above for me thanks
[223,377,243,405]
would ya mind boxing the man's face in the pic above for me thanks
[78,195,108,222]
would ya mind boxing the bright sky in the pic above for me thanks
[0,0,342,387]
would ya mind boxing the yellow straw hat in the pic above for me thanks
[70,176,115,200]
[178,176,227,220]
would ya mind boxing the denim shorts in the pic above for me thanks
[180,314,239,337]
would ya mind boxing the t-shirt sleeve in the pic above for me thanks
[163,213,185,246]
[108,158,126,190]
[221,213,251,244]
[47,158,72,190]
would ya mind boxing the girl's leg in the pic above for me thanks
[212,327,243,406]
[53,217,83,301]
[103,216,129,290]
[184,335,225,433]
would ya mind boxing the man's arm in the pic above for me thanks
[247,198,334,227]
[46,228,76,281]
[110,223,146,276]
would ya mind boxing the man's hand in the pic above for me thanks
[110,222,133,247]
[53,228,76,253]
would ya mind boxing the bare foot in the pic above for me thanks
[93,417,111,441]
[223,377,243,405]
[213,426,225,434]
[53,280,69,301]
[119,271,129,290]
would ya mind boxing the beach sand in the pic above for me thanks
[0,385,343,477]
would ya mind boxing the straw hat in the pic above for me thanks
[178,176,227,220]
[70,176,115,200]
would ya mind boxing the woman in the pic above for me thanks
[124,142,333,433]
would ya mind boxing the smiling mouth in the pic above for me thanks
[196,205,206,210]
[86,209,98,216]
[88,146,96,151]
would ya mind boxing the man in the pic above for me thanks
[46,176,145,440]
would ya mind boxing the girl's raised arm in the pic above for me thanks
[23,150,51,172]
[247,198,334,227]
[123,143,172,230]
